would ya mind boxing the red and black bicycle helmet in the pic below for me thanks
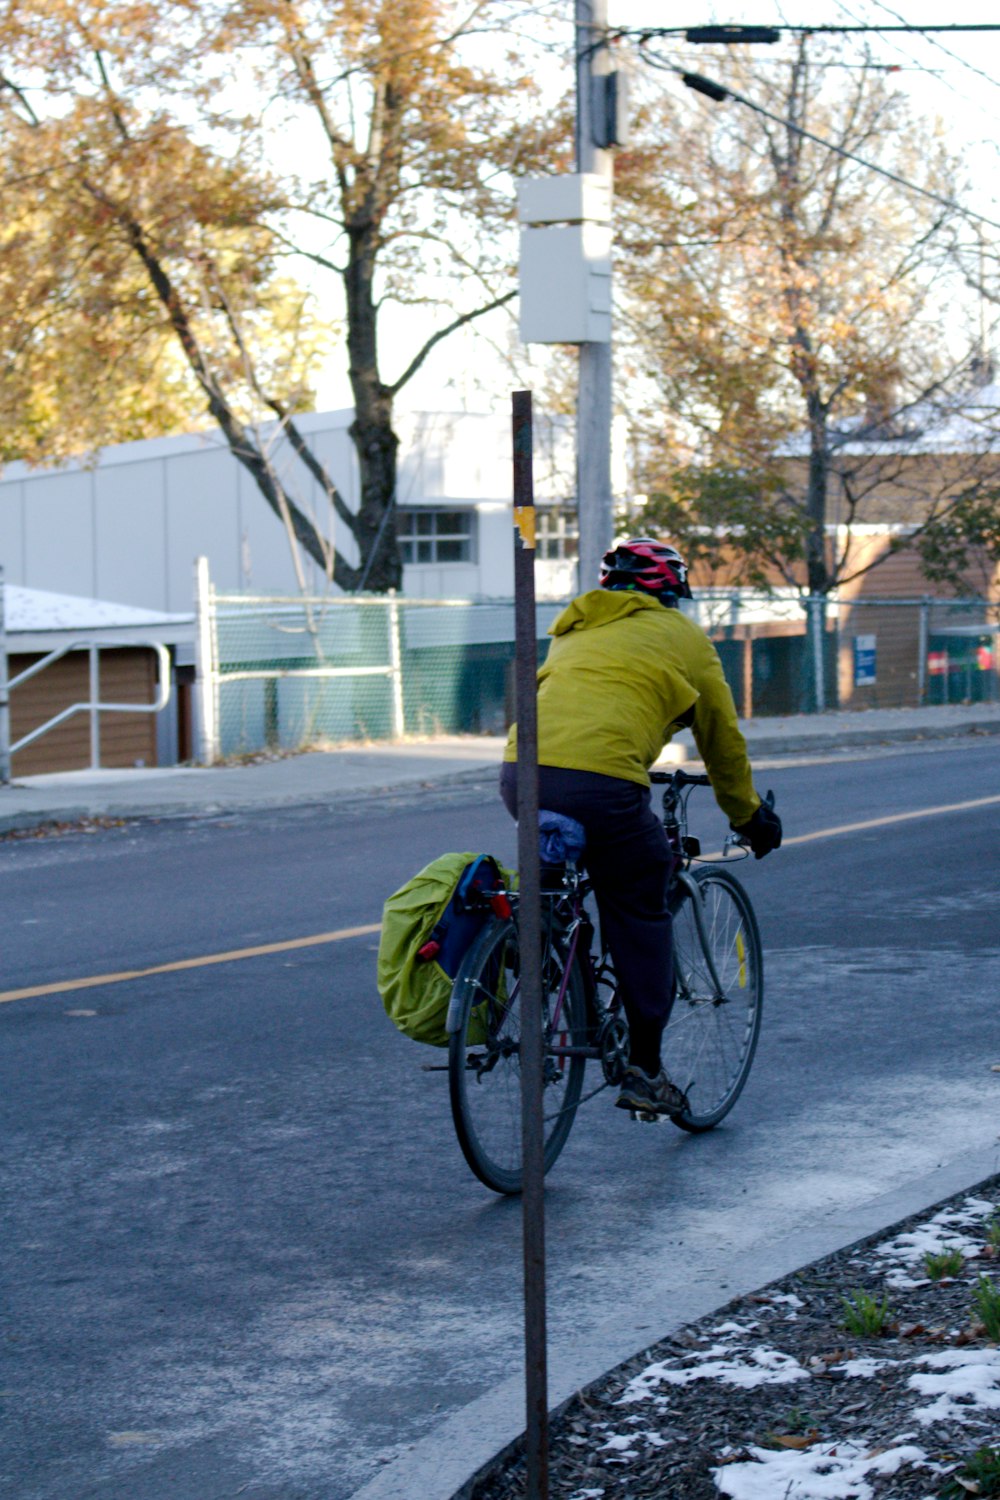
[599,537,693,600]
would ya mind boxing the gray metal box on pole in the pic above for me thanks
[517,176,611,346]
[514,0,624,596]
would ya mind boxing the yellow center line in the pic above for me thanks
[0,924,382,1005]
[781,791,1000,846]
[5,791,999,1009]
[699,792,1000,862]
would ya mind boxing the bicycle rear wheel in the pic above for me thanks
[664,867,763,1132]
[448,913,588,1194]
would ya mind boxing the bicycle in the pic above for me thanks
[446,768,767,1194]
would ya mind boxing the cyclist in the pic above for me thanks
[501,537,782,1119]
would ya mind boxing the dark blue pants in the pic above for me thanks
[499,763,675,1072]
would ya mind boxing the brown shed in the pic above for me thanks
[2,586,194,776]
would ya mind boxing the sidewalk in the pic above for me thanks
[2,703,998,836]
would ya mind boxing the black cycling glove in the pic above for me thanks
[731,796,782,859]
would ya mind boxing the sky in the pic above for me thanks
[313,1,1000,413]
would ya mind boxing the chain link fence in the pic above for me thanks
[191,563,999,761]
[692,591,998,717]
[194,562,564,761]
[836,596,999,710]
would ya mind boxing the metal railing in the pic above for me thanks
[0,631,171,785]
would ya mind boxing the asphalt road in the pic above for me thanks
[2,739,999,1500]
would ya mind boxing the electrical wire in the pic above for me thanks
[639,49,1000,237]
[826,0,1000,131]
[863,0,1000,98]
[827,0,1000,205]
[616,23,1000,40]
[626,10,1000,140]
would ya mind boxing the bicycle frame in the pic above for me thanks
[546,769,737,1038]
[446,768,745,1058]
[446,766,766,1189]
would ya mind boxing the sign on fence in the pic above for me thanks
[853,634,877,687]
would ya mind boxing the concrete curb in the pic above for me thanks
[741,716,1000,758]
[2,714,998,837]
[0,768,503,840]
[348,1142,1000,1500]
[0,807,98,837]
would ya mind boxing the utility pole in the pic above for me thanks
[517,7,623,592]
[575,0,614,593]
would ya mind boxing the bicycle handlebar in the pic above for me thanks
[649,768,711,787]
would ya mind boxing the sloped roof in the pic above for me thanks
[4,585,192,635]
[783,380,1000,459]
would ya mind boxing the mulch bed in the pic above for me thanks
[468,1175,1000,1500]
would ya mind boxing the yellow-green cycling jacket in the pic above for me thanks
[503,589,760,828]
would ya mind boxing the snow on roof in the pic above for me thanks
[3,585,192,634]
[0,407,356,480]
[782,379,1000,459]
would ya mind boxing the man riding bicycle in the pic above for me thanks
[501,537,782,1120]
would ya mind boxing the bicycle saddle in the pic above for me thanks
[538,810,586,867]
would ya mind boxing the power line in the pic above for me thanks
[615,22,1000,41]
[863,0,1000,97]
[822,0,1000,147]
[644,53,1000,236]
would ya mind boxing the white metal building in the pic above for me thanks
[0,407,585,614]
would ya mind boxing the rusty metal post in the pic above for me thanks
[0,566,10,784]
[512,389,548,1499]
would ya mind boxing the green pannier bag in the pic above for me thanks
[378,851,514,1048]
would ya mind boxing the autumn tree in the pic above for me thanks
[0,0,567,591]
[0,93,325,469]
[613,36,1000,604]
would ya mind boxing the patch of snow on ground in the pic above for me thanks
[712,1439,931,1500]
[907,1347,1000,1425]
[619,1345,810,1403]
[597,1427,672,1461]
[830,1357,894,1379]
[872,1199,993,1288]
[599,1434,638,1453]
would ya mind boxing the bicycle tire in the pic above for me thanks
[448,912,588,1194]
[664,866,763,1132]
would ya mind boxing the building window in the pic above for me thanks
[537,506,579,561]
[397,508,476,564]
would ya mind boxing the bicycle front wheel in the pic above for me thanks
[664,867,763,1132]
[448,914,588,1194]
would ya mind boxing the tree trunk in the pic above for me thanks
[803,395,832,711]
[345,219,402,593]
[805,392,831,597]
[349,399,401,592]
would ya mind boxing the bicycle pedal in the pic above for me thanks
[630,1109,663,1124]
